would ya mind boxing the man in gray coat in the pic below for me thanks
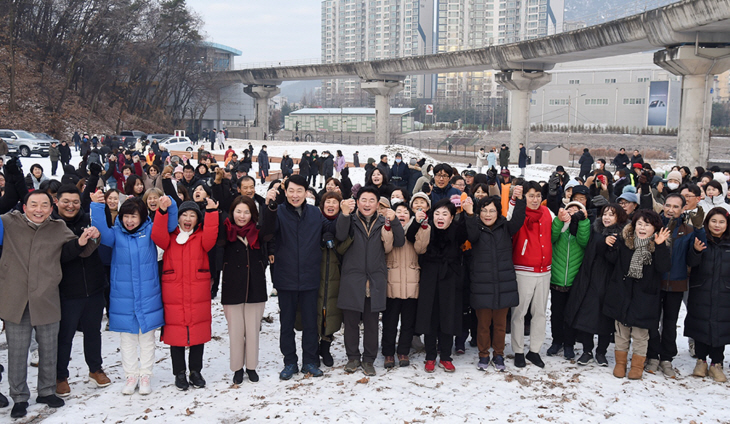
[0,191,99,418]
[336,186,404,376]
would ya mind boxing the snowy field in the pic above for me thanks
[0,142,728,423]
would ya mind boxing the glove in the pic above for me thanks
[89,162,102,177]
[487,167,497,183]
[689,210,704,229]
[573,210,586,221]
[548,173,560,196]
[5,157,22,177]
[569,215,580,236]
[421,182,431,194]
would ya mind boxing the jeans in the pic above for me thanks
[278,289,319,366]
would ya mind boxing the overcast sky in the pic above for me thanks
[186,0,322,67]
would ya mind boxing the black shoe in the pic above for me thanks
[246,369,259,382]
[189,371,206,388]
[514,353,526,368]
[320,340,334,367]
[36,394,65,408]
[577,352,594,366]
[526,351,545,368]
[0,392,8,408]
[595,353,609,367]
[546,343,563,356]
[11,402,28,418]
[175,372,189,391]
[233,369,244,385]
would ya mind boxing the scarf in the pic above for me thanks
[224,218,259,249]
[176,226,194,244]
[525,205,544,225]
[627,235,653,279]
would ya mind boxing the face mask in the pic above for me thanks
[667,182,679,190]
[594,163,602,170]
[306,197,315,206]
[396,159,402,163]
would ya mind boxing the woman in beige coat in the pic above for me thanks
[381,194,431,368]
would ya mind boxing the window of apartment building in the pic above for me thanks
[585,98,609,105]
[604,78,617,83]
[549,99,568,106]
[637,77,650,82]
[569,79,580,84]
[623,98,646,105]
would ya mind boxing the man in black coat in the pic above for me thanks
[59,141,72,167]
[208,129,217,151]
[578,148,594,181]
[262,175,336,380]
[613,148,630,170]
[390,153,409,189]
[377,155,391,180]
[53,184,110,397]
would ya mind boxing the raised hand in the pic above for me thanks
[158,195,172,212]
[693,237,707,252]
[558,208,570,223]
[462,197,474,215]
[91,190,106,204]
[205,197,219,211]
[512,185,523,200]
[655,227,671,245]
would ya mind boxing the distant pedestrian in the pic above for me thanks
[518,143,527,177]
[353,151,360,168]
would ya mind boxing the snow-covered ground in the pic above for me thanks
[1,142,727,423]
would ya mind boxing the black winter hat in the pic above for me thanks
[571,185,591,200]
[178,200,203,224]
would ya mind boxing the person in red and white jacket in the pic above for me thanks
[507,181,556,369]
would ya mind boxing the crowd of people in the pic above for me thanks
[0,138,729,419]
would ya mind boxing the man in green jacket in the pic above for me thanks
[547,199,590,360]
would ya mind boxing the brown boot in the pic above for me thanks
[628,354,646,380]
[613,351,628,378]
[56,379,70,397]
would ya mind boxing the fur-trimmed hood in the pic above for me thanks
[621,223,671,251]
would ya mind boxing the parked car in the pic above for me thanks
[34,133,60,144]
[147,134,173,143]
[159,136,194,152]
[117,135,140,150]
[0,129,50,157]
[120,130,147,139]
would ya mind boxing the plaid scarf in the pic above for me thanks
[627,235,653,279]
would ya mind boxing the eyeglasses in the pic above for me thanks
[618,200,629,206]
[434,173,450,179]
[682,194,696,199]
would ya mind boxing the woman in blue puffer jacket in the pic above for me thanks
[91,192,177,396]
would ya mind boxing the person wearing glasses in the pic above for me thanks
[430,164,461,204]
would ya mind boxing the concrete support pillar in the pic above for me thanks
[654,45,730,168]
[361,80,404,145]
[244,85,281,133]
[496,71,552,161]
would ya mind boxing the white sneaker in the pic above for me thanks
[122,375,138,395]
[30,350,39,367]
[138,375,152,395]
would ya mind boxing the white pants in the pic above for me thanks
[120,330,157,377]
[511,271,550,354]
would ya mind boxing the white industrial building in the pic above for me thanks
[525,52,682,130]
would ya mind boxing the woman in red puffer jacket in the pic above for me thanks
[152,197,219,391]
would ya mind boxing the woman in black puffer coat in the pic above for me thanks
[685,207,730,382]
[564,203,627,367]
[466,193,525,371]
